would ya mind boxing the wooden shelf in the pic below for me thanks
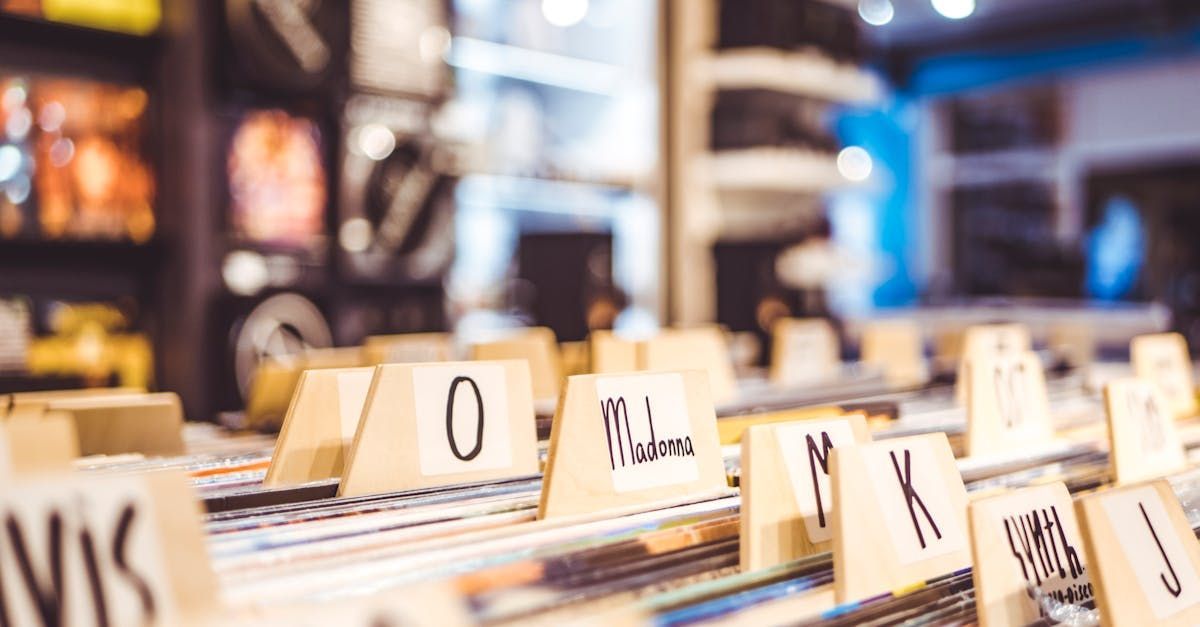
[692,48,882,103]
[701,149,848,192]
[0,13,162,62]
[0,238,164,272]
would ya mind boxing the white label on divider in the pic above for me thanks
[594,373,698,493]
[336,370,374,438]
[0,476,178,626]
[1101,486,1200,620]
[412,363,512,476]
[775,419,856,543]
[864,438,966,565]
[1149,347,1193,413]
[973,485,1092,606]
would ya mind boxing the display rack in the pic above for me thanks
[666,0,878,324]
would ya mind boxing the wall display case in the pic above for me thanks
[349,0,448,98]
[220,0,348,94]
[444,0,662,338]
[0,73,155,242]
[337,95,455,285]
[226,108,327,250]
[213,290,333,413]
[0,0,161,35]
[668,0,877,327]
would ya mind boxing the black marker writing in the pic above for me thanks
[1129,389,1166,453]
[599,395,694,470]
[1140,501,1182,597]
[994,360,1028,431]
[805,432,836,528]
[889,449,942,549]
[1000,504,1086,597]
[6,512,63,626]
[80,523,108,627]
[445,376,484,462]
[0,501,157,626]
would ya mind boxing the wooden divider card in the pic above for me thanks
[1131,332,1198,419]
[1076,481,1200,626]
[338,360,538,497]
[964,351,1054,457]
[46,392,186,457]
[769,318,839,386]
[471,327,563,402]
[640,329,738,405]
[589,330,639,374]
[968,482,1091,626]
[956,323,1031,403]
[0,471,216,626]
[740,415,870,570]
[830,433,970,603]
[1104,378,1187,484]
[264,367,374,486]
[362,332,454,365]
[860,319,926,387]
[538,370,726,519]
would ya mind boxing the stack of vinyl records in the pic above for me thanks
[4,319,1200,626]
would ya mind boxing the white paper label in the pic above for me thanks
[0,476,177,626]
[984,355,1050,442]
[1148,346,1194,415]
[386,340,446,364]
[974,485,1092,607]
[774,419,857,543]
[412,363,513,476]
[781,328,834,382]
[594,372,698,493]
[864,438,967,565]
[336,370,374,439]
[1101,486,1200,620]
[1122,382,1185,466]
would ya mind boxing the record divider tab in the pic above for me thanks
[739,413,870,571]
[538,369,727,520]
[338,360,539,498]
[830,432,971,603]
[264,366,374,487]
[1076,479,1200,626]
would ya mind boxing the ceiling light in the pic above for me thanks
[931,0,975,19]
[858,0,894,26]
[837,146,873,182]
[541,0,588,28]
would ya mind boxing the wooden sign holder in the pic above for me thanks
[968,482,1091,626]
[245,348,366,430]
[860,319,926,387]
[362,332,454,365]
[46,392,185,457]
[0,471,216,624]
[538,370,727,520]
[338,360,539,497]
[964,351,1054,458]
[955,323,1031,404]
[589,330,640,374]
[1131,332,1198,419]
[640,327,738,405]
[471,327,563,402]
[768,317,840,387]
[1105,377,1187,484]
[1076,480,1200,626]
[740,414,870,571]
[264,366,375,486]
[4,411,78,474]
[830,432,970,603]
